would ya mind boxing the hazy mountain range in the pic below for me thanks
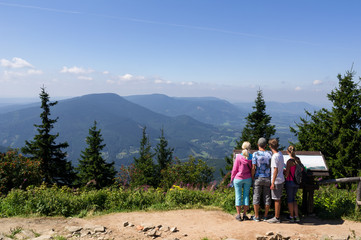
[0,93,320,174]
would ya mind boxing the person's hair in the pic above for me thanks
[257,137,267,148]
[287,145,301,164]
[242,141,251,158]
[268,138,279,150]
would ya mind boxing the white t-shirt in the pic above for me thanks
[271,151,285,184]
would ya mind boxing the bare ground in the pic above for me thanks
[0,209,360,240]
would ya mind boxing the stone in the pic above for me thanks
[16,229,36,239]
[123,221,129,227]
[147,229,158,236]
[266,231,274,236]
[94,225,106,232]
[66,226,83,233]
[170,227,178,232]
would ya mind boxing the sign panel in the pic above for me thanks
[233,150,329,176]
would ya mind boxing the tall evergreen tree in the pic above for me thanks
[22,87,74,184]
[76,121,116,188]
[238,89,276,149]
[132,126,156,186]
[156,128,174,171]
[221,89,276,179]
[155,128,174,187]
[291,70,361,178]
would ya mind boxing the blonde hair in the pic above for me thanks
[242,141,251,158]
[287,145,301,164]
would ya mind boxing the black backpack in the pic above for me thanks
[293,160,307,185]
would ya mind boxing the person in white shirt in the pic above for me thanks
[267,138,285,224]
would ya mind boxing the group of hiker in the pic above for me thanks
[230,137,303,224]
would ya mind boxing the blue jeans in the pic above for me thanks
[285,180,299,203]
[234,178,252,206]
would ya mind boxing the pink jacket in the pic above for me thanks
[231,154,252,182]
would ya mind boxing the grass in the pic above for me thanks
[0,183,360,222]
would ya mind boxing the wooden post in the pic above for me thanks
[357,180,361,211]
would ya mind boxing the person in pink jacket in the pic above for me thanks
[230,141,253,221]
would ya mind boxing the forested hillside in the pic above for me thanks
[0,93,239,170]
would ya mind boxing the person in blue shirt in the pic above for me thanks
[251,137,272,221]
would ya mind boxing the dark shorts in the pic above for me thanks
[285,180,299,203]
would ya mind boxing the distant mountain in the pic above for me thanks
[125,94,321,146]
[0,93,238,170]
[125,94,248,128]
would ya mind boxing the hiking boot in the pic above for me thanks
[235,215,243,221]
[267,217,281,223]
[252,216,260,222]
[262,216,268,221]
[295,216,300,223]
[243,215,250,221]
[286,216,294,223]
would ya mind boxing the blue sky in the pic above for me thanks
[0,0,360,106]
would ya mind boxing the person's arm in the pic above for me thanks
[252,164,256,180]
[230,156,239,183]
[270,167,278,190]
[284,160,292,179]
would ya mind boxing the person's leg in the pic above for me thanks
[263,179,271,219]
[252,178,261,220]
[293,184,300,220]
[288,203,294,217]
[234,179,242,220]
[268,183,284,223]
[293,202,299,217]
[243,178,252,217]
[274,200,281,218]
[285,181,295,218]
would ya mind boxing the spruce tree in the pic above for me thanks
[221,89,276,179]
[238,89,276,149]
[156,128,174,171]
[292,70,361,178]
[155,128,174,187]
[132,127,156,187]
[77,121,116,188]
[22,87,74,184]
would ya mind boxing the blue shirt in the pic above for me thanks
[252,150,272,178]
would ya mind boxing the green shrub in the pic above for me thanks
[0,150,41,194]
[165,185,213,207]
[314,184,357,219]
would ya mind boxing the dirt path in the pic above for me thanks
[0,209,360,240]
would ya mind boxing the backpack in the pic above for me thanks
[293,160,307,185]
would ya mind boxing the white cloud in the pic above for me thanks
[117,73,146,82]
[60,66,94,74]
[181,81,195,86]
[119,73,133,80]
[1,57,34,68]
[313,79,323,85]
[154,79,172,84]
[27,69,43,75]
[3,69,42,77]
[77,76,93,81]
[295,86,302,91]
[103,71,109,75]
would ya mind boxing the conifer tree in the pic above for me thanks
[238,89,276,149]
[77,121,116,188]
[22,87,74,184]
[156,128,174,171]
[221,89,276,179]
[155,128,174,187]
[292,69,361,178]
[132,127,156,187]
